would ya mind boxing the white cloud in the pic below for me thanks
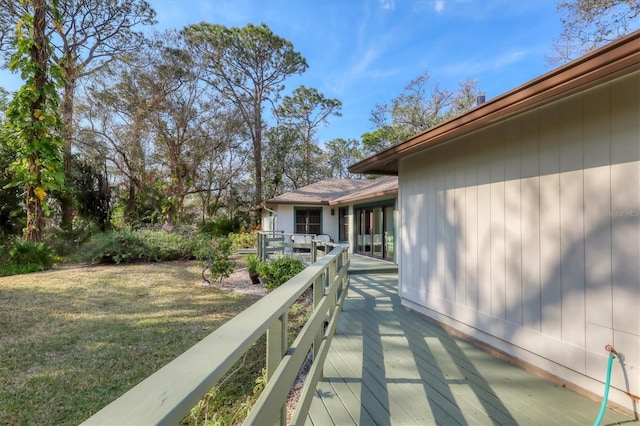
[379,0,395,11]
[437,48,530,76]
[434,0,445,13]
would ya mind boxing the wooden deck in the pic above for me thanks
[306,272,636,425]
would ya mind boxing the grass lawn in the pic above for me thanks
[0,261,263,425]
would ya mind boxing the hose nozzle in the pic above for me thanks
[605,344,617,356]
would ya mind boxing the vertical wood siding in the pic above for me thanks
[398,72,639,411]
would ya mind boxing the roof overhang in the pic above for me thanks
[329,189,398,205]
[349,30,640,175]
[264,200,330,206]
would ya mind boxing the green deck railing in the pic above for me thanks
[82,246,349,425]
[257,231,337,263]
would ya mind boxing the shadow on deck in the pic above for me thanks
[307,272,636,425]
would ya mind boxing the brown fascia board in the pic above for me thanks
[329,189,398,206]
[349,30,640,175]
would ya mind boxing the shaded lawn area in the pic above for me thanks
[0,261,261,425]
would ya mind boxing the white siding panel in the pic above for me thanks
[559,96,586,352]
[611,162,640,335]
[538,102,562,340]
[436,162,447,300]
[465,140,479,310]
[455,148,467,306]
[490,129,507,320]
[583,84,613,331]
[504,118,523,326]
[520,111,542,332]
[398,71,639,413]
[477,137,492,316]
[445,146,457,302]
[610,75,640,337]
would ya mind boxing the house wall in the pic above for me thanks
[262,205,339,240]
[398,71,639,412]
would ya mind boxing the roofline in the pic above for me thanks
[349,30,640,175]
[329,189,398,206]
[265,200,330,206]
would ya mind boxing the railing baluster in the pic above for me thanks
[267,313,287,424]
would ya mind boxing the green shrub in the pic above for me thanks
[0,263,43,277]
[45,219,99,257]
[202,237,235,283]
[138,230,195,262]
[7,239,56,269]
[246,254,259,274]
[0,239,56,276]
[79,230,144,264]
[78,229,203,264]
[256,257,305,291]
[198,217,241,237]
[228,232,257,250]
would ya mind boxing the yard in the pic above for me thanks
[0,260,268,424]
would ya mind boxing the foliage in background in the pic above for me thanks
[0,238,56,276]
[362,72,484,153]
[69,156,111,231]
[255,257,305,291]
[228,232,257,250]
[183,22,308,205]
[549,0,640,65]
[78,229,204,264]
[198,216,241,237]
[0,133,24,238]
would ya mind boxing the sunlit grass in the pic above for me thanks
[0,261,261,425]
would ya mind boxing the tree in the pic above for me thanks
[78,58,157,225]
[0,0,156,230]
[325,138,363,179]
[363,71,484,153]
[276,85,341,187]
[78,31,250,226]
[549,0,640,65]
[0,87,25,238]
[3,0,64,242]
[183,23,308,205]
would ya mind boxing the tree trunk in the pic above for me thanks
[24,0,48,242]
[60,74,76,231]
[25,154,44,242]
[253,102,263,207]
[127,180,136,219]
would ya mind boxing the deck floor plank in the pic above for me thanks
[327,328,439,425]
[306,271,636,425]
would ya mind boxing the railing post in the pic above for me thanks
[257,232,263,261]
[327,258,337,316]
[266,313,287,425]
[311,240,317,264]
[312,274,324,368]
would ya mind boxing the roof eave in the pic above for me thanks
[330,189,398,206]
[264,200,330,206]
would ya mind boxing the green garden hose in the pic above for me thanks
[594,345,617,426]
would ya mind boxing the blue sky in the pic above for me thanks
[1,0,564,144]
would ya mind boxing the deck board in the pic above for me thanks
[306,271,636,425]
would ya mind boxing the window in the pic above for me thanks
[338,207,349,242]
[295,208,322,234]
[355,203,394,260]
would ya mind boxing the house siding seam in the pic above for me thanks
[397,71,639,413]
